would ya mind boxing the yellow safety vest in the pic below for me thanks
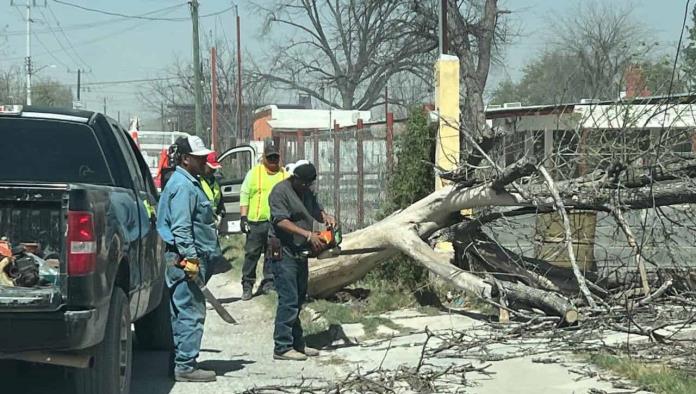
[200,177,222,208]
[246,164,287,222]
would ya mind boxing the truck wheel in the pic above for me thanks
[74,288,132,394]
[134,285,174,350]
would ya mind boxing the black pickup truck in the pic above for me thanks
[0,105,170,394]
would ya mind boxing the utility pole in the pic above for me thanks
[190,0,204,137]
[13,0,47,105]
[103,97,106,114]
[235,5,243,142]
[25,0,31,105]
[439,0,449,55]
[211,47,218,150]
[160,102,165,131]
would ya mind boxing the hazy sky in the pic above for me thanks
[0,0,689,122]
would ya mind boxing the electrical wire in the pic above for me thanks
[1,6,176,64]
[11,7,72,70]
[45,5,91,69]
[52,1,234,21]
[52,1,188,21]
[65,77,182,87]
[2,3,190,37]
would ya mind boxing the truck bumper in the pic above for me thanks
[0,308,104,353]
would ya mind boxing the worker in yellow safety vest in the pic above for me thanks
[201,152,225,218]
[239,139,287,300]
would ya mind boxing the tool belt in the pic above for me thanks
[266,237,310,261]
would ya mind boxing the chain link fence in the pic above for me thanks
[274,116,406,232]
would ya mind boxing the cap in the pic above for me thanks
[264,139,280,158]
[175,135,213,157]
[292,161,317,182]
[206,152,222,169]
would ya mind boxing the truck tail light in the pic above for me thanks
[67,211,96,275]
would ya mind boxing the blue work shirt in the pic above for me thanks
[157,166,219,259]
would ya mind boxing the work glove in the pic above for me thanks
[307,232,326,254]
[240,216,250,234]
[178,257,200,280]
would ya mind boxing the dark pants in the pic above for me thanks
[164,251,210,373]
[242,221,273,288]
[272,255,308,354]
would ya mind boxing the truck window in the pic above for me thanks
[0,118,113,185]
[114,123,158,197]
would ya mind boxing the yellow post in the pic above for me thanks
[434,55,460,190]
[434,55,460,252]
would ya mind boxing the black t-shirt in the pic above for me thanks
[268,179,324,254]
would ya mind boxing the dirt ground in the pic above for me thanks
[2,263,665,394]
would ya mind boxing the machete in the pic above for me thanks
[192,275,238,324]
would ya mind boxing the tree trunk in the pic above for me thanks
[308,183,522,296]
[307,182,582,323]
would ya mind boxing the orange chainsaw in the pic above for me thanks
[314,226,385,259]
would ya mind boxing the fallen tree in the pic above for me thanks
[307,154,696,323]
[305,0,696,324]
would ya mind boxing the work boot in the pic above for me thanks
[174,368,217,382]
[297,347,320,357]
[241,286,253,301]
[261,281,275,294]
[273,349,308,361]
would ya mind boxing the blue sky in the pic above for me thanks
[0,0,689,121]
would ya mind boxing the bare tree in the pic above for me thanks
[0,66,72,107]
[410,0,512,175]
[0,66,24,104]
[551,1,656,100]
[32,77,73,107]
[252,0,435,110]
[141,39,271,149]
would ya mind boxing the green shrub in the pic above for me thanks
[370,108,437,289]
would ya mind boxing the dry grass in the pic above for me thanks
[589,353,696,394]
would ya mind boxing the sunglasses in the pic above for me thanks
[266,155,280,162]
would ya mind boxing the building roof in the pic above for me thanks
[255,105,371,130]
[486,93,696,119]
[486,93,696,129]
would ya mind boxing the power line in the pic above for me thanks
[2,18,132,36]
[45,5,90,69]
[66,77,181,87]
[1,9,170,63]
[52,1,234,21]
[52,1,188,21]
[32,31,71,70]
[3,3,189,36]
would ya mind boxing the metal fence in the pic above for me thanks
[274,114,406,232]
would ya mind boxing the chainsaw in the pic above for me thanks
[314,226,385,259]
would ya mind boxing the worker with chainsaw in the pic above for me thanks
[156,135,219,382]
[268,160,336,361]
[239,139,287,300]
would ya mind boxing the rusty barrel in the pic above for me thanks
[534,211,597,272]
